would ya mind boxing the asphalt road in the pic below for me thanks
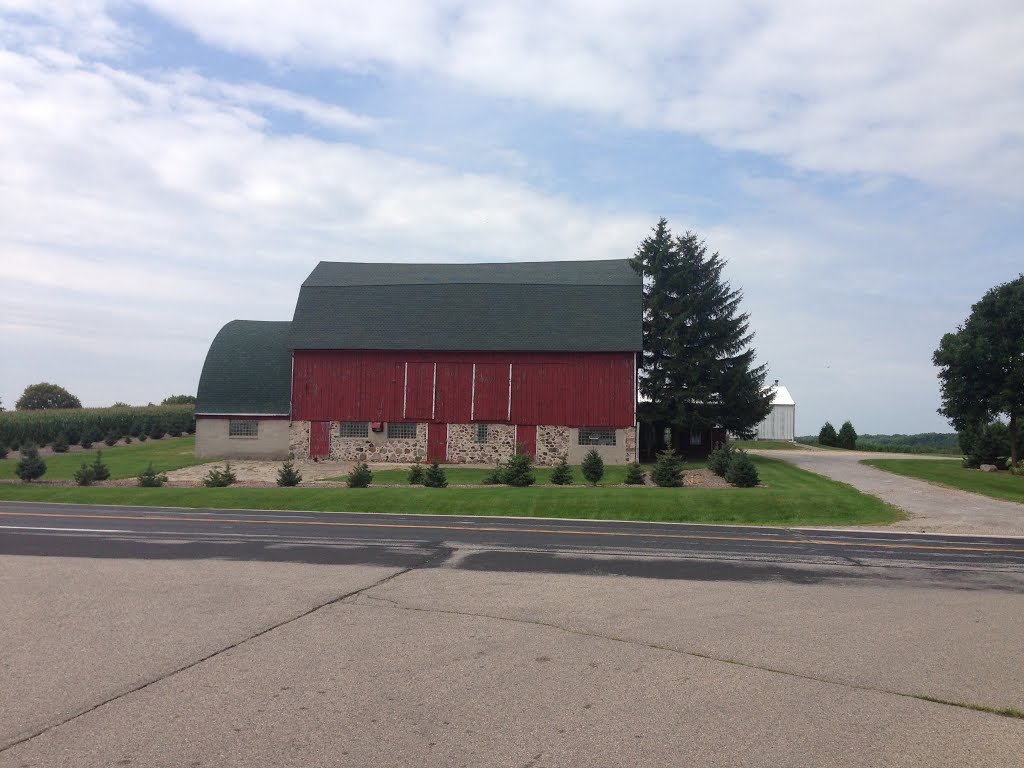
[3,501,1023,767]
[1,501,1022,575]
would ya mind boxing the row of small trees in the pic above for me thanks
[818,421,858,449]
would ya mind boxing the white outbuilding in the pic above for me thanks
[754,381,796,441]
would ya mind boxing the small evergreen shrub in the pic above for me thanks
[73,462,96,486]
[8,439,20,452]
[0,444,7,460]
[581,448,604,486]
[504,446,535,487]
[52,433,69,453]
[80,436,93,449]
[136,463,168,487]
[408,457,425,484]
[138,432,148,442]
[15,444,46,483]
[707,443,736,477]
[103,431,118,447]
[482,460,506,485]
[124,435,133,444]
[277,461,303,487]
[651,450,684,487]
[624,462,646,485]
[65,426,82,445]
[129,421,143,438]
[725,450,760,488]
[346,462,373,488]
[90,451,111,481]
[148,422,165,439]
[549,455,573,485]
[423,460,448,488]
[86,427,103,446]
[203,463,236,487]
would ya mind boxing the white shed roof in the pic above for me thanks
[769,385,795,406]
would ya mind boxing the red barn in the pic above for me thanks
[196,260,642,465]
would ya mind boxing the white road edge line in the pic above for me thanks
[0,525,132,534]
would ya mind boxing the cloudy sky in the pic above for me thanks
[1,1,1021,435]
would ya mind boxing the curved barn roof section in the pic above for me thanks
[196,320,292,415]
[290,260,643,351]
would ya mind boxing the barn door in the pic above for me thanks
[517,425,537,457]
[310,421,331,458]
[427,423,447,463]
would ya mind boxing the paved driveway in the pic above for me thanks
[754,448,1024,536]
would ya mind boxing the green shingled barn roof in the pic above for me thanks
[289,260,642,351]
[196,320,292,415]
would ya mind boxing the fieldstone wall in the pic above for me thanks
[330,422,427,462]
[536,425,570,466]
[624,426,637,464]
[289,421,310,461]
[447,423,516,464]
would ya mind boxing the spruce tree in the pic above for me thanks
[90,451,111,481]
[650,450,684,487]
[581,449,604,486]
[631,220,772,450]
[15,444,46,482]
[549,455,573,485]
[624,462,646,485]
[423,460,448,488]
[277,461,303,487]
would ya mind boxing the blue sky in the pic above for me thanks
[1,1,1022,435]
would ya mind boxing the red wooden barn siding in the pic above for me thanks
[292,350,635,428]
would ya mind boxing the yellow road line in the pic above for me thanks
[1,510,1022,554]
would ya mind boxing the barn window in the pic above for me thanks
[474,423,489,443]
[228,420,259,438]
[578,428,616,446]
[340,422,368,438]
[387,422,417,440]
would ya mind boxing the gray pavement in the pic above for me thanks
[753,448,1024,536]
[2,544,1022,767]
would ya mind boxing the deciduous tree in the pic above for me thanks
[16,382,81,410]
[934,275,1024,466]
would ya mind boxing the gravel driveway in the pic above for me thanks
[753,448,1024,536]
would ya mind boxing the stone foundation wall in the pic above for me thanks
[535,425,570,465]
[330,422,427,462]
[288,420,310,461]
[447,423,516,464]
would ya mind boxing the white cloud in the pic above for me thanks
[0,41,650,406]
[124,0,1024,197]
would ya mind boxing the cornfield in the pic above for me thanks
[0,405,195,449]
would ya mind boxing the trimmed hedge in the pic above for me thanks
[0,405,194,449]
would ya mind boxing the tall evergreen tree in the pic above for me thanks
[631,220,772,449]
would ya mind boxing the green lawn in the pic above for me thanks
[0,456,901,527]
[0,436,208,481]
[732,440,802,450]
[325,462,706,486]
[864,459,1024,505]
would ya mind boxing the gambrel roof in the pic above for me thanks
[288,260,642,352]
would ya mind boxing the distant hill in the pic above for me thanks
[796,432,960,454]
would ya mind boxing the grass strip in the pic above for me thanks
[0,436,208,481]
[0,456,901,526]
[863,459,1024,505]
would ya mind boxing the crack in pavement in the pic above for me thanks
[0,543,453,754]
[349,587,1024,721]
